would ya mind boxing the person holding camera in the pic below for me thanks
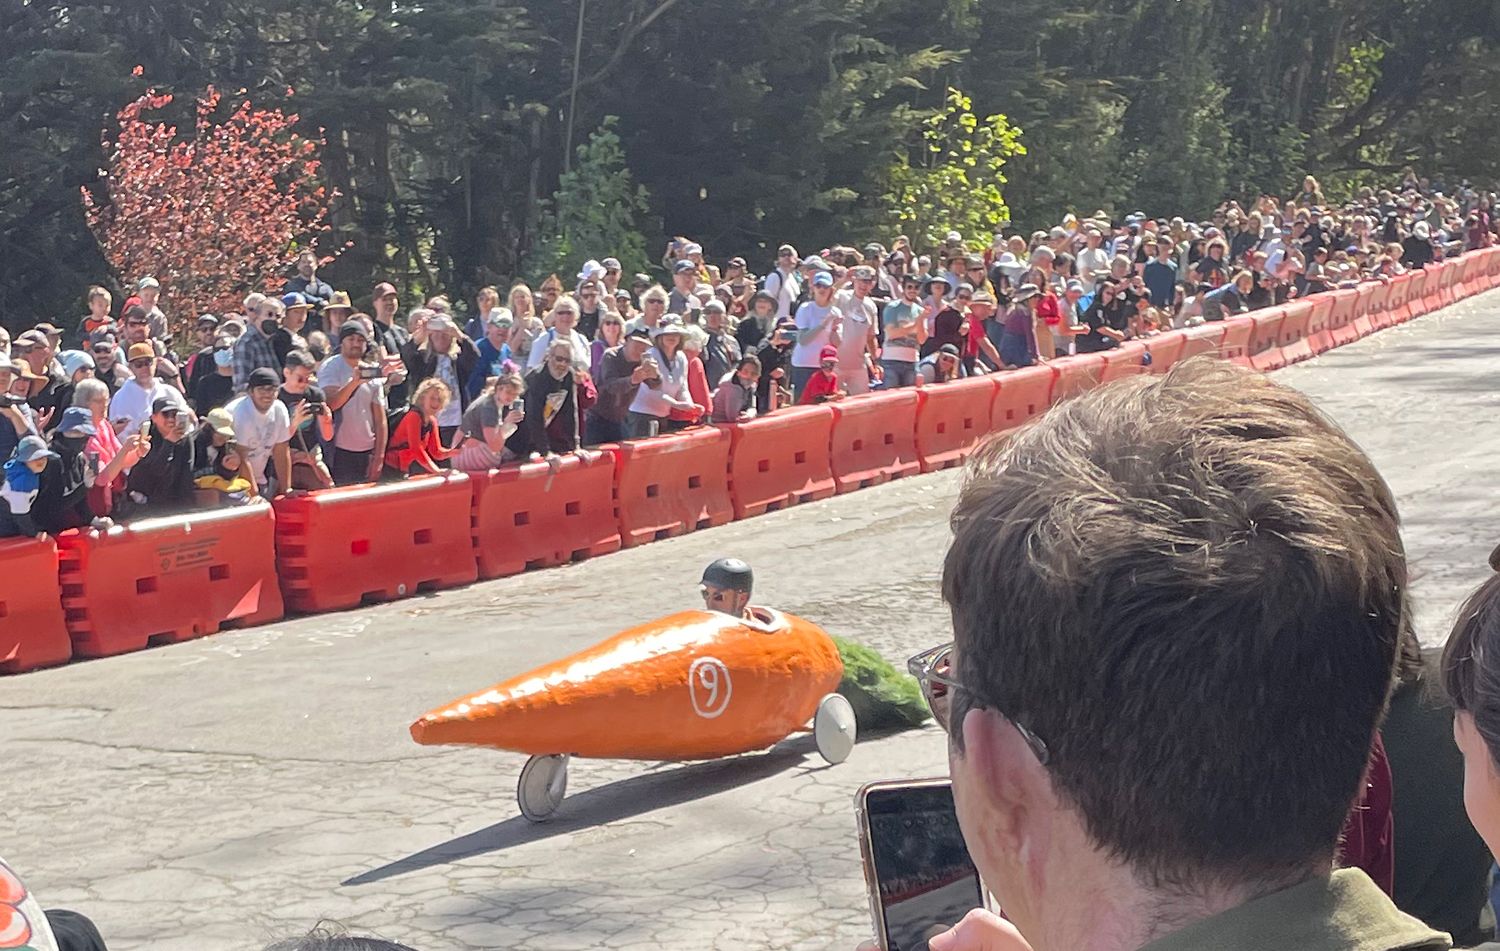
[277,350,335,490]
[318,321,390,486]
[453,371,526,471]
[232,295,286,394]
[126,396,197,513]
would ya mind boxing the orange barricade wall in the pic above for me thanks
[470,452,621,579]
[1051,354,1105,402]
[913,375,999,473]
[720,405,836,519]
[1304,294,1339,354]
[1180,322,1227,363]
[1275,302,1315,365]
[615,428,734,546]
[274,474,477,613]
[1407,269,1433,321]
[1142,331,1186,374]
[1246,308,1288,372]
[1217,317,1253,365]
[1333,287,1369,345]
[1100,342,1152,383]
[58,505,284,659]
[1386,273,1415,325]
[0,537,71,673]
[991,365,1056,433]
[1437,260,1460,307]
[1357,282,1388,336]
[828,389,921,492]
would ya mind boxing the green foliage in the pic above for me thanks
[4,0,1500,329]
[880,88,1027,249]
[522,118,652,285]
[832,635,931,731]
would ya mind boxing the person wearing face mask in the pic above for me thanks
[232,296,286,393]
[191,334,238,413]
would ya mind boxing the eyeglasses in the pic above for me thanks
[129,358,153,368]
[907,642,1049,764]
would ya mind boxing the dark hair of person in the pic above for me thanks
[736,354,762,373]
[263,925,421,951]
[1442,543,1500,768]
[943,358,1407,891]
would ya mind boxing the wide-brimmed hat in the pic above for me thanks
[1012,283,1042,302]
[325,290,354,312]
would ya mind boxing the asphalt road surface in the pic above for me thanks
[3,292,1497,950]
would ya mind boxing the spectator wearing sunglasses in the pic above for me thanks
[902,361,1429,951]
[108,343,189,435]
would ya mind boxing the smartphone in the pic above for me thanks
[358,364,383,380]
[855,779,985,951]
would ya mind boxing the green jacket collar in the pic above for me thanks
[1141,869,1449,951]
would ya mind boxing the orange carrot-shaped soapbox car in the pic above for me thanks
[410,608,858,820]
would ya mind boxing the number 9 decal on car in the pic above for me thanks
[688,656,733,719]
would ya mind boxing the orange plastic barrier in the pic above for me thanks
[1275,301,1315,365]
[913,375,999,473]
[1304,294,1339,354]
[1387,272,1416,325]
[828,389,921,492]
[1246,308,1288,372]
[1436,260,1460,308]
[0,537,71,674]
[1407,268,1434,321]
[274,474,477,612]
[615,427,734,546]
[470,452,621,579]
[1100,342,1152,383]
[57,505,283,659]
[1180,322,1227,363]
[720,405,836,519]
[1334,286,1371,345]
[1355,281,1386,337]
[991,364,1056,432]
[1051,354,1105,402]
[1217,317,1254,366]
[1142,331,1186,374]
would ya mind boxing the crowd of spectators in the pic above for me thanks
[0,171,1492,538]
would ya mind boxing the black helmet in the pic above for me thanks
[701,557,753,593]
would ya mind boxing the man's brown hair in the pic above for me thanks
[944,359,1406,889]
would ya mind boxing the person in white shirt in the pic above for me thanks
[525,297,592,373]
[626,318,696,439]
[1075,227,1112,294]
[764,244,801,321]
[318,321,389,485]
[790,270,842,399]
[832,267,880,395]
[108,342,189,435]
[228,366,296,494]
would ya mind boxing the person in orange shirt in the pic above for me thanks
[384,378,461,475]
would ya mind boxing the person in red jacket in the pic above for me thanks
[797,345,844,404]
[384,378,460,476]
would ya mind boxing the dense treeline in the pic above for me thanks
[5,0,1499,326]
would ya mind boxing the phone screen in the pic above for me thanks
[865,783,983,951]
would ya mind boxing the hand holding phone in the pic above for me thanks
[856,780,985,951]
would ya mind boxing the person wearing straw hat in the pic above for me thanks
[626,316,696,439]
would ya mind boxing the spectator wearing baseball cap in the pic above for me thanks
[789,269,840,399]
[0,435,58,538]
[668,259,705,321]
[797,345,844,404]
[917,342,965,384]
[108,342,189,436]
[316,321,388,485]
[765,244,802,321]
[33,405,100,533]
[625,317,696,439]
[599,257,624,300]
[135,276,170,341]
[832,265,880,395]
[227,367,293,495]
[126,395,197,512]
[275,292,313,364]
[588,325,652,445]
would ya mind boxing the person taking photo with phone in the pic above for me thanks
[883,361,1442,951]
[318,321,390,486]
[277,350,334,490]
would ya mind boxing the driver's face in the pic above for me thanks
[701,584,745,616]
